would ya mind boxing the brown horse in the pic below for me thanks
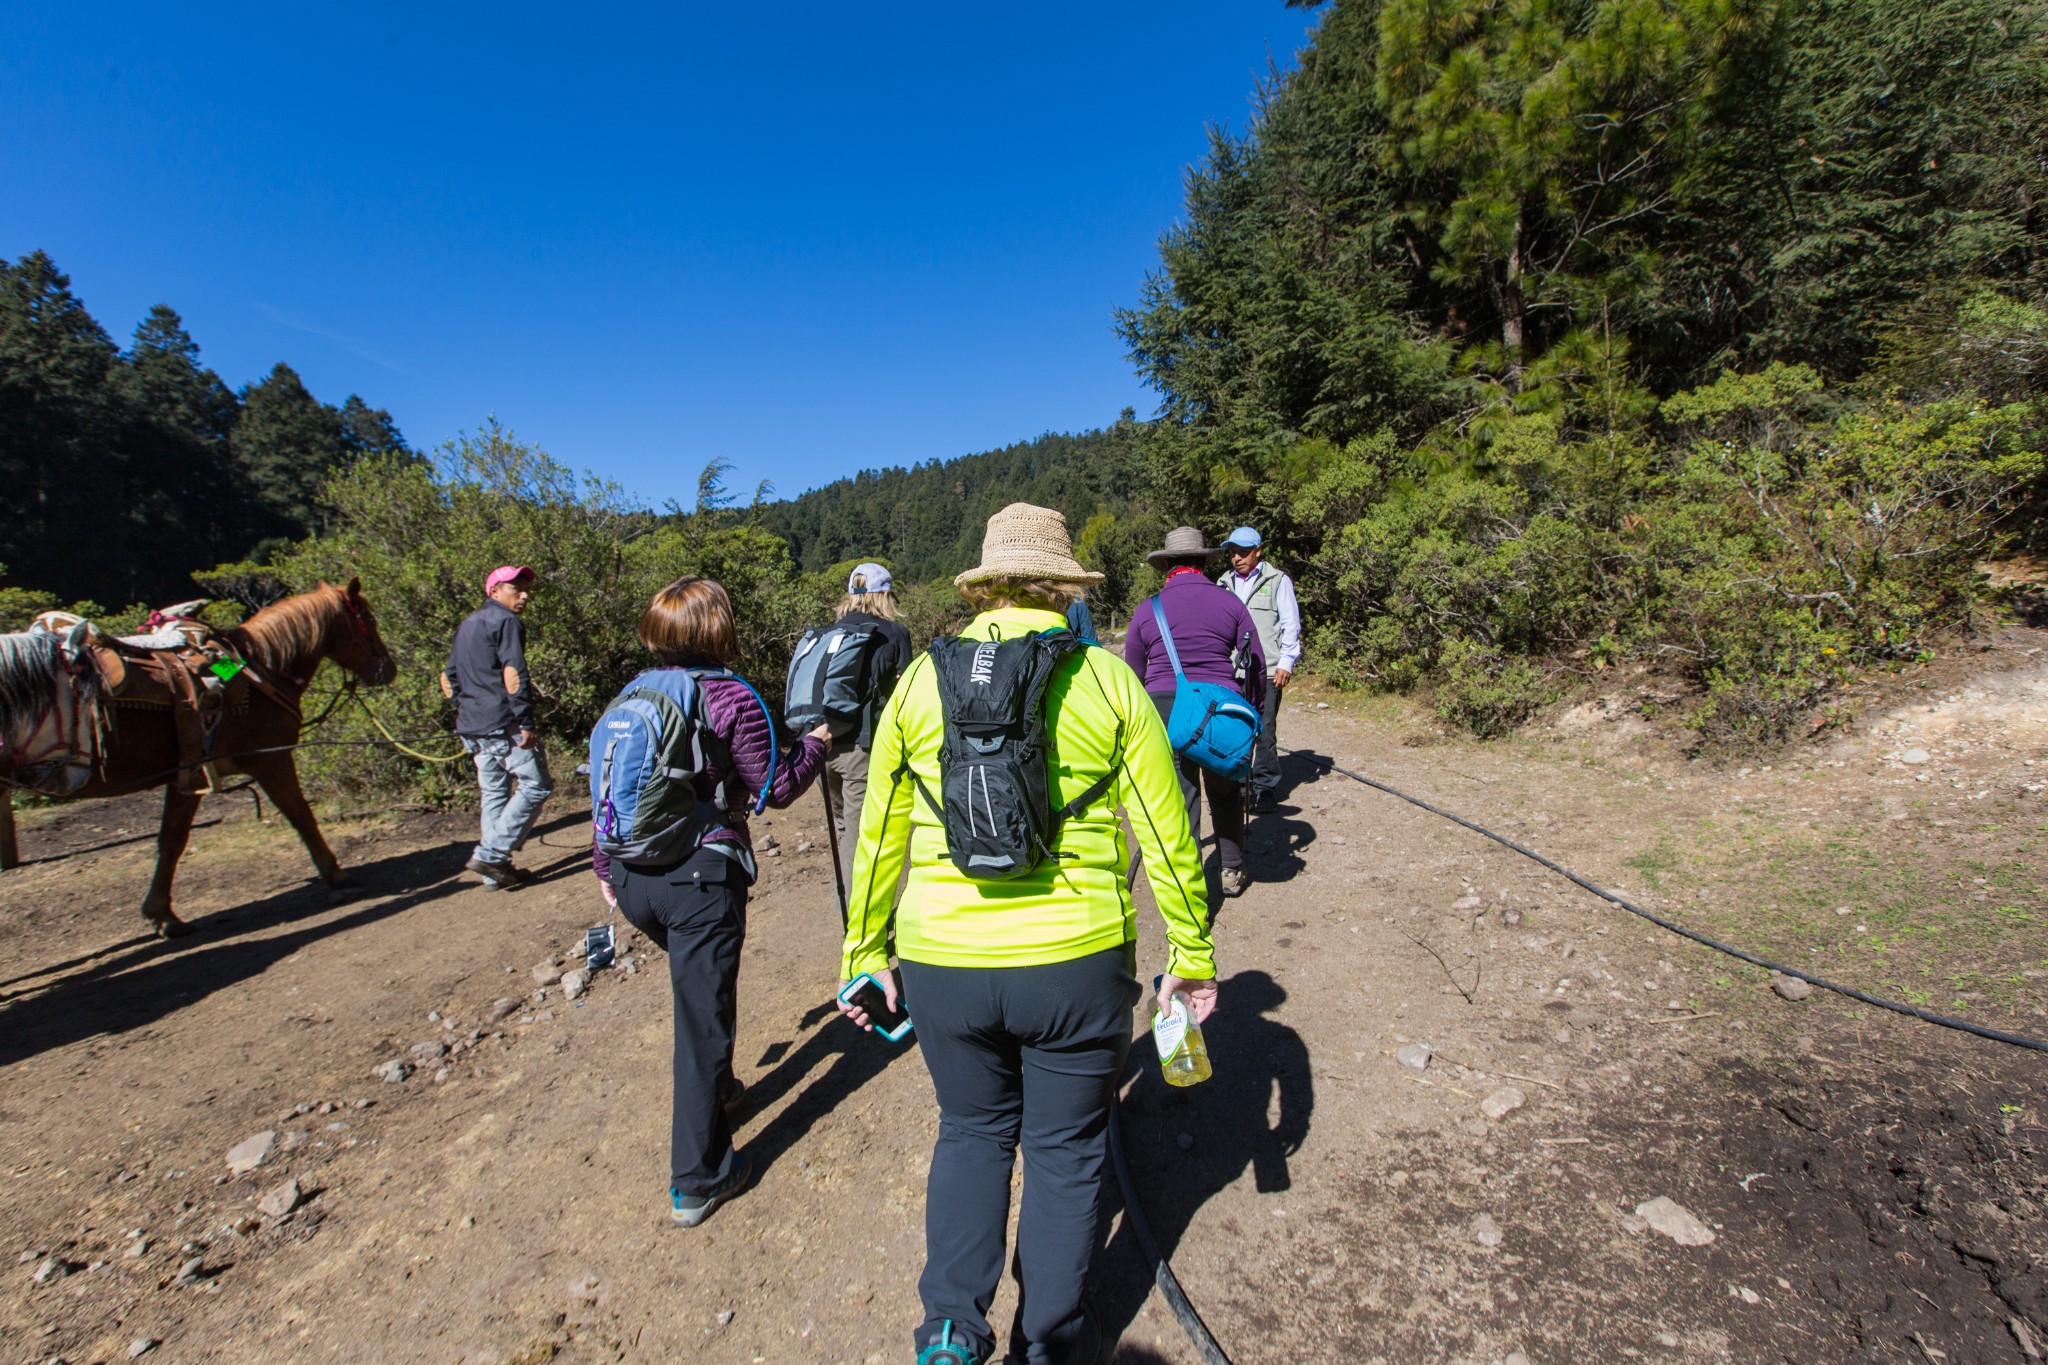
[0,579,397,937]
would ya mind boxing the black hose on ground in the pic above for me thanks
[1107,1104,1233,1365]
[1283,747,2048,1055]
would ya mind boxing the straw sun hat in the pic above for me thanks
[953,503,1105,587]
[1144,525,1224,568]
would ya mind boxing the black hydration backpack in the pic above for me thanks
[784,621,884,737]
[905,629,1121,880]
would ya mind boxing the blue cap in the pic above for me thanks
[1222,526,1262,549]
[849,562,894,594]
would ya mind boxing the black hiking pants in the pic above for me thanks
[613,846,748,1197]
[902,947,1142,1365]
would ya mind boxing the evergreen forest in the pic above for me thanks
[3,0,2045,778]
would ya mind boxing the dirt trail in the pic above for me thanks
[2,650,2044,1365]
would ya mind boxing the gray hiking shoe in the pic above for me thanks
[670,1151,752,1229]
[1219,866,1249,898]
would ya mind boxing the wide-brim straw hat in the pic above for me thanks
[1145,525,1224,567]
[954,502,1105,587]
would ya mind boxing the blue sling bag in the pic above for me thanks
[1147,597,1262,782]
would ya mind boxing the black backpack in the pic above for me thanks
[784,621,885,738]
[903,629,1121,880]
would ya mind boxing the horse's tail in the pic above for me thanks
[0,631,68,756]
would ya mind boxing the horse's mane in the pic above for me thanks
[230,590,337,672]
[0,632,64,745]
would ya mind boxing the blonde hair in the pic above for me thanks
[958,576,1087,614]
[638,577,740,666]
[835,589,900,621]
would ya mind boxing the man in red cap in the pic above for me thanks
[441,565,552,888]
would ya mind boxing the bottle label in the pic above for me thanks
[1152,998,1188,1064]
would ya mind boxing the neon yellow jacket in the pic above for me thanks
[839,607,1216,980]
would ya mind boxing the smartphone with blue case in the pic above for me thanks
[838,972,912,1042]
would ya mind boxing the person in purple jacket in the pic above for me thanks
[593,576,829,1228]
[1124,526,1266,899]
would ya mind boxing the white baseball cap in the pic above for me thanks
[849,562,894,594]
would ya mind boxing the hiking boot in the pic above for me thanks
[722,1076,746,1114]
[916,1321,981,1365]
[1251,789,1278,814]
[1219,866,1249,898]
[670,1151,752,1229]
[465,857,519,890]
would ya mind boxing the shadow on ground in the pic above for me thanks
[1094,970,1314,1358]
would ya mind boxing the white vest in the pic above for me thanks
[1230,563,1287,673]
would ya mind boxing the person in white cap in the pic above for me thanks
[1219,527,1300,811]
[822,562,913,849]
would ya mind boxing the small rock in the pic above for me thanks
[1568,1009,1598,1030]
[1480,1086,1526,1121]
[31,1255,68,1284]
[483,998,518,1023]
[279,1129,310,1153]
[225,1131,276,1175]
[1395,1043,1432,1072]
[1636,1196,1715,1246]
[568,939,588,958]
[1315,702,1330,710]
[353,1098,373,1109]
[1505,1353,1530,1365]
[411,1039,449,1064]
[1731,1285,1760,1304]
[1472,1213,1503,1248]
[796,839,814,853]
[759,834,779,851]
[621,958,639,976]
[125,1238,148,1259]
[433,1067,452,1084]
[1451,894,1482,912]
[1900,748,1930,765]
[531,962,564,987]
[716,1310,735,1326]
[374,1059,410,1084]
[1462,1118,1490,1137]
[175,1256,204,1283]
[257,1179,302,1220]
[128,1339,157,1359]
[427,1010,442,1023]
[1771,974,1814,1002]
[1502,908,1523,925]
[561,969,590,1000]
[1657,1331,1680,1348]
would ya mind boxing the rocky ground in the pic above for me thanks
[1,630,2044,1364]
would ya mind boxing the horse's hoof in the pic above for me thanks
[154,916,195,940]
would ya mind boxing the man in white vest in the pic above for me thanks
[1219,526,1301,812]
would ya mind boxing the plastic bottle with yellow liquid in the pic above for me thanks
[1151,976,1212,1087]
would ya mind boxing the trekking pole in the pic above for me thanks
[819,778,848,930]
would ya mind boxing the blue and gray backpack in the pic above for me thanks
[588,668,775,867]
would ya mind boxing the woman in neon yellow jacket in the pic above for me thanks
[837,502,1217,1365]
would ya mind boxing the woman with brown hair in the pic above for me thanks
[592,576,829,1227]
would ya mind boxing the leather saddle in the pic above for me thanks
[40,611,253,795]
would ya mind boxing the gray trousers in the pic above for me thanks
[901,948,1141,1365]
[823,744,870,849]
[463,734,553,865]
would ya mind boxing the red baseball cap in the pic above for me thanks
[485,565,536,592]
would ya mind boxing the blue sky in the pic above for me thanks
[1,3,1322,506]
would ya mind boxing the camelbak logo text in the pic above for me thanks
[970,642,998,685]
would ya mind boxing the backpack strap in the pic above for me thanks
[692,667,778,815]
[1148,597,1189,682]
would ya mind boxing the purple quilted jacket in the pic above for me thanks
[591,673,826,881]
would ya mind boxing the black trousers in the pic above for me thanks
[1251,676,1283,799]
[901,948,1141,1365]
[1147,691,1244,871]
[613,846,748,1196]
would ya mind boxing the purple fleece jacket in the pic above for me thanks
[591,673,826,881]
[1124,569,1266,702]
